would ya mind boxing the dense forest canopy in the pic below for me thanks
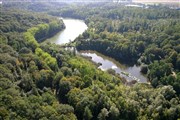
[0,2,180,120]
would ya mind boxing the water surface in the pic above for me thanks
[45,18,87,44]
[80,51,147,83]
[45,18,147,82]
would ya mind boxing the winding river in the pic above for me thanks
[45,18,88,44]
[45,18,147,83]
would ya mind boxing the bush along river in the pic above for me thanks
[45,18,148,83]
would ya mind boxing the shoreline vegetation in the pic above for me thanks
[0,2,180,120]
[78,50,147,83]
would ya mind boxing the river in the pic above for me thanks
[45,18,88,44]
[80,51,147,82]
[45,18,147,83]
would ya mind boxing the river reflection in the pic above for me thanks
[44,18,147,83]
[80,51,147,83]
[45,18,88,44]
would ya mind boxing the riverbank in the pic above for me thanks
[79,50,147,83]
[43,17,148,83]
[44,18,87,45]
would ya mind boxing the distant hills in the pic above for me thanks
[133,0,179,3]
[2,0,179,3]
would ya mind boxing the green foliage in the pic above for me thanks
[0,6,75,120]
[35,48,57,71]
[73,3,180,96]
[1,3,180,120]
[0,35,8,44]
[148,61,172,83]
[98,108,109,120]
[83,106,93,120]
[24,32,39,50]
[69,57,96,77]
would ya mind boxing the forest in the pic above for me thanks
[73,4,180,95]
[0,2,180,120]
